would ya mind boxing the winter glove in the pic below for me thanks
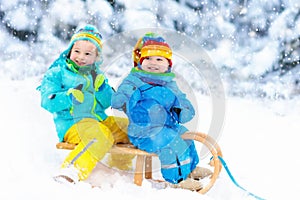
[170,107,181,122]
[67,84,84,104]
[91,70,105,91]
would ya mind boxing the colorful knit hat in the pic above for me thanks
[68,24,103,54]
[133,32,172,67]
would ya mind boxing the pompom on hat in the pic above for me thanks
[68,24,103,54]
[133,32,172,67]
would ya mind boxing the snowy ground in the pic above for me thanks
[0,77,299,200]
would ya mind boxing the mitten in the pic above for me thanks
[91,70,105,91]
[67,84,84,104]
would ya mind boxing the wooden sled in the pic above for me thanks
[56,131,222,194]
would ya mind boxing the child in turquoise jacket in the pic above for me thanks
[39,24,133,183]
[112,33,210,190]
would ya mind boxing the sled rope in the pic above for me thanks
[216,156,265,200]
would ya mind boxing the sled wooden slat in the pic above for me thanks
[144,156,152,179]
[56,131,222,194]
[56,142,77,150]
[56,142,156,156]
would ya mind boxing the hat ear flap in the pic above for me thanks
[132,37,143,66]
[168,59,172,68]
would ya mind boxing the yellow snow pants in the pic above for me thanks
[61,116,134,180]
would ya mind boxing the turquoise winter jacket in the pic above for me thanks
[39,50,113,142]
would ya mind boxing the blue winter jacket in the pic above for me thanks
[112,68,198,183]
[112,68,195,152]
[38,49,113,142]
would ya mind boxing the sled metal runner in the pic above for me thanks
[56,131,222,194]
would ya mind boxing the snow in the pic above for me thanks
[5,7,29,30]
[123,10,158,30]
[0,76,299,200]
[1,0,300,199]
[243,42,278,76]
[49,0,86,24]
[86,1,113,20]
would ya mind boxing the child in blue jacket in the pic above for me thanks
[38,24,133,184]
[112,33,211,190]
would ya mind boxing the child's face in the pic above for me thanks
[69,40,98,66]
[141,56,169,73]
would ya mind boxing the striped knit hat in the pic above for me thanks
[133,32,172,67]
[68,24,103,54]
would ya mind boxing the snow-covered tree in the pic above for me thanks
[0,0,299,98]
